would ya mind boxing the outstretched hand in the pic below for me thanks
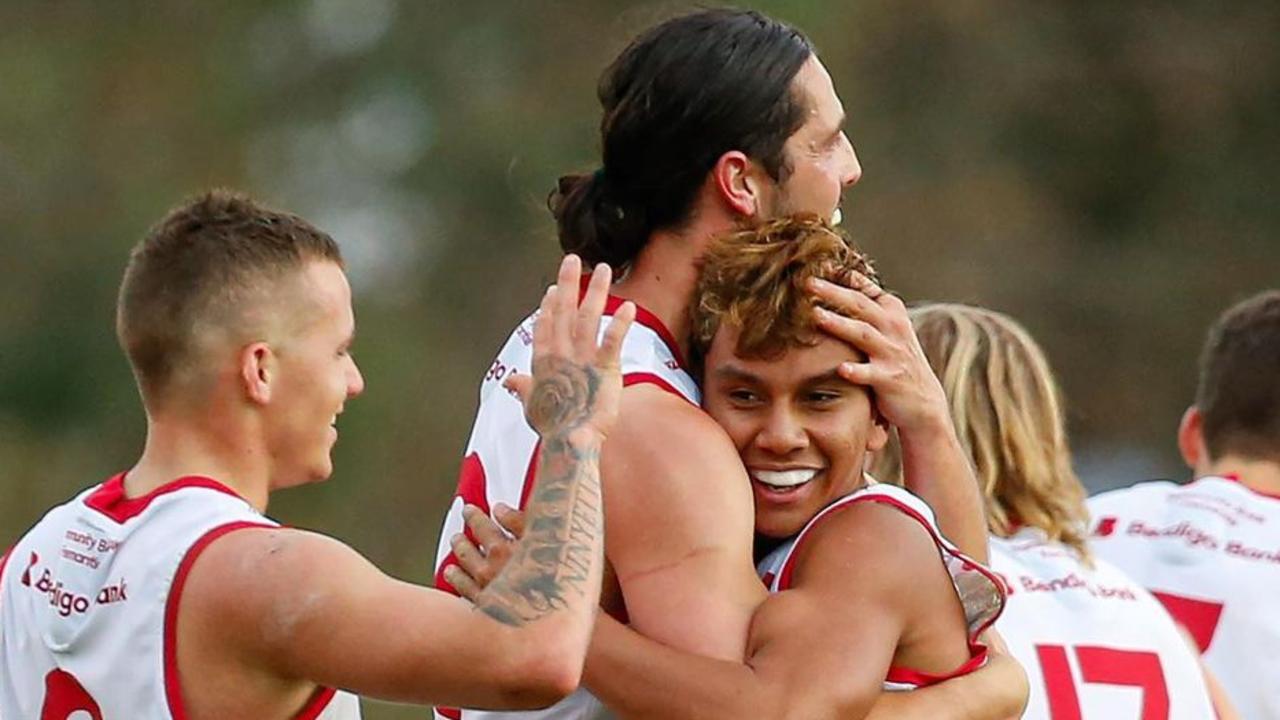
[503,255,635,442]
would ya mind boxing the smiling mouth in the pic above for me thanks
[752,468,820,494]
[831,207,843,226]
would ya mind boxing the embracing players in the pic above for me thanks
[433,9,1018,720]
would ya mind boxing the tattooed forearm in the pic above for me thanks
[474,359,606,626]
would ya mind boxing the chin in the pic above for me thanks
[756,513,807,540]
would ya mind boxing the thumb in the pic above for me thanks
[503,372,533,402]
[494,502,528,538]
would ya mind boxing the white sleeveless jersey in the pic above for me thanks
[433,291,698,720]
[989,528,1215,719]
[1088,474,1280,720]
[756,484,1006,691]
[0,474,361,720]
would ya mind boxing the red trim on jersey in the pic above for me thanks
[163,521,339,720]
[1217,472,1280,501]
[0,546,11,598]
[775,491,1004,688]
[519,440,543,511]
[436,708,462,719]
[85,473,247,524]
[623,372,697,405]
[578,274,690,370]
[296,687,339,719]
[435,453,493,596]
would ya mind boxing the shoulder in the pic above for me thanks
[608,387,741,475]
[181,527,372,628]
[1088,479,1179,511]
[791,496,945,600]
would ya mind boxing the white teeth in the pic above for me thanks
[831,207,843,226]
[753,469,819,488]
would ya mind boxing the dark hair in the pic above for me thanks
[117,189,342,404]
[1196,290,1280,462]
[551,8,815,271]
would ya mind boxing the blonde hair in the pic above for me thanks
[690,213,878,366]
[873,303,1092,561]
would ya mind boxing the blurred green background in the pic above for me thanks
[1,1,1276,716]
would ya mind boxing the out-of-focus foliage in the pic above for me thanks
[0,1,1275,716]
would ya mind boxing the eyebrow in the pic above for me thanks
[712,365,760,384]
[711,365,853,387]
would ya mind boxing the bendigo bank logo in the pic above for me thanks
[20,552,128,617]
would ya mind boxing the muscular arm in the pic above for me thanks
[584,502,1023,720]
[601,386,765,660]
[896,413,989,563]
[184,256,625,710]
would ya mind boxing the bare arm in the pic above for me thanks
[809,275,989,561]
[599,388,766,661]
[582,503,1020,719]
[184,256,630,709]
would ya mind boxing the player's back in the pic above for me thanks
[990,528,1214,719]
[433,293,699,720]
[0,474,360,720]
[1088,475,1280,719]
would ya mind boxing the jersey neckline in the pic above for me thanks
[1211,472,1280,502]
[84,473,249,524]
[577,274,690,371]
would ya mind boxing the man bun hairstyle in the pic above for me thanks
[1196,290,1280,463]
[117,189,342,406]
[551,8,815,272]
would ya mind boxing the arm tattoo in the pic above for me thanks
[474,357,605,626]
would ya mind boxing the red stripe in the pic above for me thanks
[776,490,1004,687]
[163,521,345,720]
[295,687,339,720]
[519,440,543,511]
[85,473,248,524]
[0,546,11,598]
[436,707,462,719]
[623,372,697,406]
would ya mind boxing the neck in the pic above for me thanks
[1197,455,1280,496]
[611,216,734,357]
[127,413,270,512]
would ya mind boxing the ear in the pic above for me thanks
[1177,405,1206,471]
[239,342,275,406]
[710,150,770,219]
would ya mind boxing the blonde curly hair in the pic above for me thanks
[873,303,1092,561]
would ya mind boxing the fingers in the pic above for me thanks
[553,254,581,355]
[808,276,889,327]
[576,262,613,357]
[813,307,893,358]
[531,284,557,364]
[493,503,528,538]
[597,300,635,369]
[836,360,886,388]
[450,532,487,575]
[464,504,511,549]
[442,564,483,602]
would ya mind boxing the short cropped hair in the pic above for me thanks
[690,214,879,368]
[116,189,342,405]
[1197,290,1280,462]
[873,304,1092,561]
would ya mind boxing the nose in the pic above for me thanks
[347,357,365,398]
[839,133,862,188]
[754,406,808,456]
